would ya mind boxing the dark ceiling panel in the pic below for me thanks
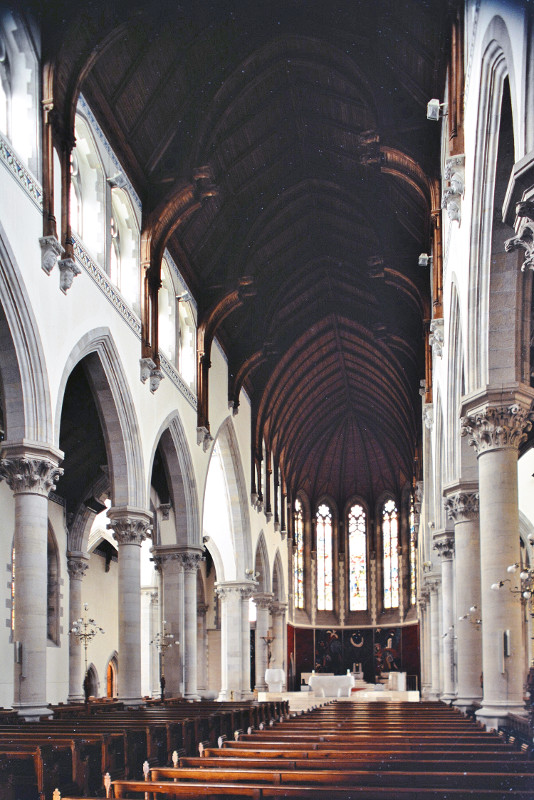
[50,0,450,509]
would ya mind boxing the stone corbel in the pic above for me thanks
[423,403,434,430]
[442,154,465,223]
[149,366,164,394]
[197,426,213,451]
[504,199,534,271]
[58,256,81,293]
[140,357,156,384]
[429,318,444,358]
[39,235,63,275]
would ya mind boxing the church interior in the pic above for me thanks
[1,0,534,797]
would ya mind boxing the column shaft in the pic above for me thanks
[67,555,89,702]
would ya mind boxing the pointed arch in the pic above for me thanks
[272,549,285,604]
[254,531,271,594]
[207,416,252,579]
[149,412,200,547]
[446,283,464,484]
[55,328,145,509]
[0,222,53,445]
[468,17,519,391]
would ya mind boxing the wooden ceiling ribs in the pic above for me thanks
[42,0,448,512]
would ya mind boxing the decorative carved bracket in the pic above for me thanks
[504,199,534,271]
[58,256,82,293]
[442,154,464,223]
[429,318,444,358]
[40,235,63,275]
[423,403,434,430]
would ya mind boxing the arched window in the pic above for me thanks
[47,528,60,645]
[159,257,177,363]
[409,494,417,606]
[316,503,333,611]
[110,187,140,314]
[382,498,399,609]
[348,503,367,611]
[177,293,196,390]
[293,498,304,609]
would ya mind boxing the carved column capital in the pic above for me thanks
[253,592,274,610]
[197,603,209,615]
[107,508,152,545]
[444,490,479,523]
[0,448,63,496]
[433,533,455,560]
[269,601,288,617]
[216,581,257,600]
[151,545,204,571]
[461,404,532,454]
[67,552,89,581]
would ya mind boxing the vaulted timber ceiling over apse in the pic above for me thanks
[44,0,450,507]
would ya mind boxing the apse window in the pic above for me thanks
[348,503,367,611]
[293,498,304,609]
[382,498,399,609]
[316,503,333,611]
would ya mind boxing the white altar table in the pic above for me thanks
[308,674,354,697]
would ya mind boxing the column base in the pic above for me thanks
[475,701,525,731]
[255,682,268,692]
[119,696,145,707]
[184,692,201,701]
[14,703,52,721]
[440,692,456,704]
[426,691,441,701]
[67,693,85,703]
[453,694,482,713]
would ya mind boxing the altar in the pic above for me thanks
[308,673,355,697]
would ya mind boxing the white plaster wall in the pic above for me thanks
[82,552,119,698]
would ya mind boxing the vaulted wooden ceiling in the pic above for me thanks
[42,0,450,508]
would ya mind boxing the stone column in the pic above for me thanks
[178,550,203,700]
[216,581,255,700]
[253,593,273,691]
[0,446,63,719]
[445,489,482,710]
[67,552,89,702]
[434,533,456,702]
[270,601,287,678]
[418,589,431,698]
[461,404,532,727]
[241,583,255,699]
[149,591,160,698]
[108,508,152,706]
[196,603,208,695]
[428,577,441,700]
[151,547,183,697]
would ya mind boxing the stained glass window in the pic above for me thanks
[409,494,417,606]
[293,499,304,609]
[316,503,333,611]
[382,498,399,609]
[348,503,367,610]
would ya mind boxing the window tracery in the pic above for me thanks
[382,498,399,609]
[316,502,333,611]
[348,503,367,611]
[293,498,304,609]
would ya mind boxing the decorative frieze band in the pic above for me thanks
[0,456,63,496]
[444,491,479,523]
[461,404,532,454]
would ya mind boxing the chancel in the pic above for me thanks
[0,0,534,797]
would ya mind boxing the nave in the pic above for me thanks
[4,699,534,800]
